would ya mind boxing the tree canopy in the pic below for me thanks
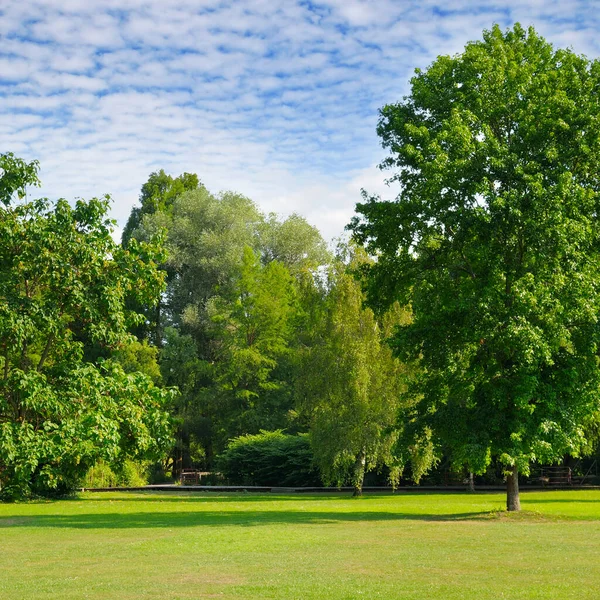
[125,176,331,471]
[121,169,201,248]
[0,155,174,499]
[298,253,410,495]
[349,24,600,510]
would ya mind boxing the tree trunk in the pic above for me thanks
[155,297,163,349]
[506,465,521,511]
[467,471,475,493]
[352,451,366,497]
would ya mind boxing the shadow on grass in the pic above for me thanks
[63,491,482,504]
[521,498,600,503]
[73,494,336,504]
[0,509,491,529]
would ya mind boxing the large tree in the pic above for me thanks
[0,155,174,499]
[121,169,201,346]
[131,185,330,469]
[349,24,600,510]
[199,246,299,454]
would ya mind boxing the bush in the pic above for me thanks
[216,430,321,487]
[82,462,119,489]
[82,460,149,488]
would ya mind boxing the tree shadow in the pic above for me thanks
[522,498,600,504]
[69,493,335,504]
[0,508,491,530]
[63,491,463,504]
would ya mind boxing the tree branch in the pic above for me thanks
[36,334,54,372]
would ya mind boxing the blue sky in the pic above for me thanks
[1,0,599,242]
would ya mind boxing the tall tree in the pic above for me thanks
[121,170,201,346]
[121,169,200,247]
[349,24,600,510]
[132,183,330,468]
[0,155,173,499]
[298,255,409,496]
[204,246,299,451]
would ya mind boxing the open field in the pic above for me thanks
[1,490,599,599]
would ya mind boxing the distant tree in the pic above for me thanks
[160,327,214,470]
[349,24,600,510]
[121,170,201,345]
[205,246,299,449]
[121,169,200,247]
[259,213,331,274]
[136,188,331,346]
[298,254,410,496]
[132,183,331,468]
[162,188,265,330]
[0,155,174,499]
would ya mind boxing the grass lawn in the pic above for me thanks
[1,490,599,599]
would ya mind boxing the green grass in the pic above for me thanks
[1,490,599,599]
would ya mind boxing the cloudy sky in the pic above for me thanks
[2,1,599,242]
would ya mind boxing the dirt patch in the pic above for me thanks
[483,509,562,522]
[0,517,33,527]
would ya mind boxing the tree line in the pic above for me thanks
[2,24,600,510]
[0,154,406,499]
[119,167,408,495]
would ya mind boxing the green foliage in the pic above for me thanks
[82,460,119,488]
[150,187,264,322]
[159,326,214,469]
[216,430,320,486]
[298,250,410,493]
[0,157,175,499]
[0,152,40,206]
[259,212,331,274]
[204,247,300,449]
[136,186,330,345]
[122,169,200,247]
[121,169,201,345]
[0,361,173,500]
[83,459,149,488]
[114,339,162,385]
[349,25,600,494]
[126,183,331,468]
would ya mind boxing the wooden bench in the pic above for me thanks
[180,470,200,485]
[538,466,571,486]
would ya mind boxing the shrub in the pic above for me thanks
[216,430,321,487]
[82,460,149,488]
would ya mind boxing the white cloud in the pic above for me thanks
[1,0,599,243]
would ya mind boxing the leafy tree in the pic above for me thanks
[0,155,174,499]
[0,153,40,205]
[122,170,201,346]
[298,255,409,496]
[205,246,299,450]
[121,169,200,247]
[136,187,331,347]
[133,187,264,346]
[133,185,330,468]
[349,24,600,510]
[160,326,214,470]
[259,213,331,275]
